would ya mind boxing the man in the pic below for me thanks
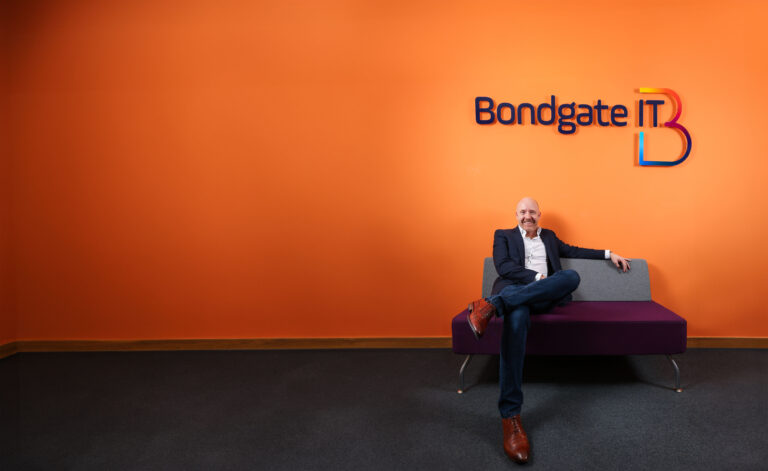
[467,197,630,464]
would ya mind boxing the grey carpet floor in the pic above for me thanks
[1,348,766,470]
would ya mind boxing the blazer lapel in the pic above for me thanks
[511,228,525,261]
[542,230,557,262]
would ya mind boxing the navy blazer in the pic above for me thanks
[491,227,605,295]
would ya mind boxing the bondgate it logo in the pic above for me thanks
[474,89,692,167]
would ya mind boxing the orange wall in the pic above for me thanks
[5,0,768,341]
[0,1,14,345]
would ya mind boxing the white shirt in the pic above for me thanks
[519,226,548,280]
[518,225,611,281]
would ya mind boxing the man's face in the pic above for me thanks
[516,200,541,232]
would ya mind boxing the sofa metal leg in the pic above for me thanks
[666,355,683,392]
[458,354,472,394]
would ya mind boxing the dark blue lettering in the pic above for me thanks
[576,104,593,126]
[497,103,516,124]
[517,103,537,125]
[537,95,556,125]
[557,103,576,134]
[595,100,610,126]
[475,97,495,124]
[646,100,664,127]
[611,105,628,126]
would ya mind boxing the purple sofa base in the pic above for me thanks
[452,301,687,356]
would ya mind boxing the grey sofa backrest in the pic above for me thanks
[482,257,651,301]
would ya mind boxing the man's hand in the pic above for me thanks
[610,253,631,272]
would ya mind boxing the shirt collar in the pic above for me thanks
[518,225,541,239]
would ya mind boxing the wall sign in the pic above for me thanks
[474,88,691,167]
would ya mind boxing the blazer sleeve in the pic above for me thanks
[493,229,538,284]
[552,231,605,260]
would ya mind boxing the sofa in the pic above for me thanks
[451,258,687,393]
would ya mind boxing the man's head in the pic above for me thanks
[516,197,541,233]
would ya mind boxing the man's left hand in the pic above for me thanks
[610,253,631,272]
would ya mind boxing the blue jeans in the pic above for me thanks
[487,270,581,418]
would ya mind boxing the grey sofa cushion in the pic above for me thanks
[482,257,651,301]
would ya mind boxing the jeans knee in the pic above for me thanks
[562,269,580,289]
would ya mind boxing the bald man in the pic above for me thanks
[467,197,630,464]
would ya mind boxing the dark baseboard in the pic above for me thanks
[0,337,452,359]
[685,337,768,349]
[1,337,767,360]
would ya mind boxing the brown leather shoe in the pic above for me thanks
[467,299,496,339]
[502,415,530,464]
